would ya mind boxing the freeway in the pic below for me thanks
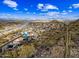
[0,23,29,39]
[0,35,22,54]
[0,35,22,48]
[0,23,29,53]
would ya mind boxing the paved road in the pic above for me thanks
[0,23,28,53]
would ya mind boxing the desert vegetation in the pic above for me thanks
[0,19,79,58]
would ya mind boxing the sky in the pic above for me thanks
[0,0,79,20]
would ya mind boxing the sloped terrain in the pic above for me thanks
[0,20,79,58]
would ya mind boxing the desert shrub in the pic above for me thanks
[18,44,36,57]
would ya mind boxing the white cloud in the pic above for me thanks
[68,10,72,12]
[61,12,68,15]
[26,12,30,14]
[61,10,68,15]
[47,12,59,16]
[72,3,79,8]
[13,8,18,10]
[69,6,72,9]
[44,10,73,20]
[62,10,66,13]
[33,12,36,14]
[41,9,48,11]
[45,11,61,19]
[37,3,58,11]
[3,0,18,9]
[37,3,44,9]
[45,4,58,10]
[62,10,72,15]
[46,11,70,19]
[24,8,28,11]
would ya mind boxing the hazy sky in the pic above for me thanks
[0,0,79,20]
